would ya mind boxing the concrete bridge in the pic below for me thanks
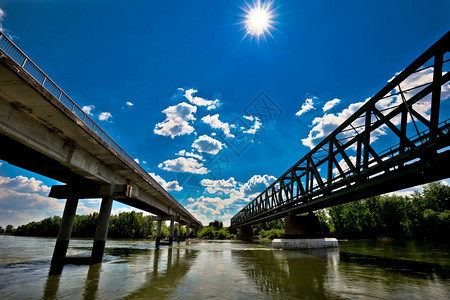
[231,31,450,246]
[0,31,202,272]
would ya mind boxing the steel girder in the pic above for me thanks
[230,31,450,229]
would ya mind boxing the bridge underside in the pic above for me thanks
[0,132,174,217]
[0,31,202,273]
[0,50,201,224]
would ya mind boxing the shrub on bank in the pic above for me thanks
[257,229,284,239]
[197,224,235,240]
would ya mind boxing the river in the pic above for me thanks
[0,236,448,299]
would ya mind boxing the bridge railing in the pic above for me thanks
[0,31,201,226]
[231,31,450,228]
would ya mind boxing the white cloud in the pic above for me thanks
[201,114,235,138]
[158,157,209,174]
[149,173,183,191]
[176,150,204,161]
[191,135,225,155]
[200,177,238,194]
[0,8,5,32]
[184,89,221,110]
[240,174,277,199]
[0,8,16,40]
[301,100,366,149]
[332,156,357,176]
[134,158,140,164]
[82,105,95,116]
[295,97,316,116]
[322,98,341,112]
[0,175,50,194]
[111,206,134,215]
[243,115,262,135]
[186,174,276,226]
[301,67,450,150]
[98,112,113,121]
[154,102,197,138]
[0,188,64,227]
[126,101,134,107]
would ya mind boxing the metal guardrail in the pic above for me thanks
[0,31,201,226]
[231,30,450,228]
[0,32,139,173]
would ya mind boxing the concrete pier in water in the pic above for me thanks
[273,213,338,250]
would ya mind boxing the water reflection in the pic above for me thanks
[83,263,102,300]
[124,247,198,299]
[43,272,61,299]
[1,237,448,299]
[42,244,198,299]
[232,245,340,298]
[339,251,450,279]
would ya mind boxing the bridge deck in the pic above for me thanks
[0,32,201,227]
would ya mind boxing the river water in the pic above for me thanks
[0,236,448,299]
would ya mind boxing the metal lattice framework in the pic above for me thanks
[231,31,450,228]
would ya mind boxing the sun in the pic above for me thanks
[246,6,270,35]
[242,1,276,41]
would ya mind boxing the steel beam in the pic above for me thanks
[231,31,450,229]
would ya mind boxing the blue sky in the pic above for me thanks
[0,0,449,227]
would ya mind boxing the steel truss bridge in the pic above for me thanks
[230,31,450,229]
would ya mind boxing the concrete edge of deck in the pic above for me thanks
[272,238,338,250]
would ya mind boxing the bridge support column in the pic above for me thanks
[91,196,113,264]
[273,212,338,250]
[51,196,79,271]
[156,219,162,247]
[238,225,253,241]
[169,220,175,245]
[186,224,190,238]
[284,212,323,238]
[177,223,182,242]
[194,226,199,237]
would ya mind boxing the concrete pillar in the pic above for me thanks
[284,212,323,238]
[186,224,190,238]
[156,219,162,247]
[169,220,175,245]
[238,225,253,241]
[51,197,79,265]
[91,197,113,264]
[177,223,181,242]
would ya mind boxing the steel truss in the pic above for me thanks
[231,31,450,228]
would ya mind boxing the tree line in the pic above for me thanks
[1,182,448,240]
[3,211,186,239]
[248,181,449,240]
[321,181,450,239]
[245,182,449,240]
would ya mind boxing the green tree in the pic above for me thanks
[209,220,223,230]
[5,224,14,234]
[422,181,450,212]
[0,226,4,234]
[198,226,215,239]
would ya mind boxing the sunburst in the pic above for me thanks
[241,1,276,42]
